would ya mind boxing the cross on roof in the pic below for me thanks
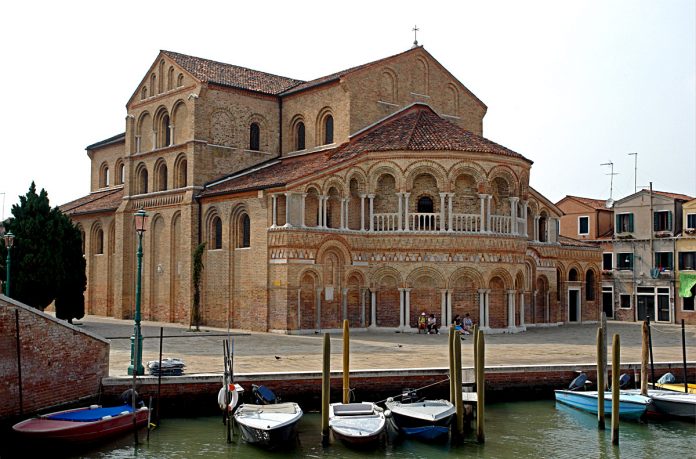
[412,25,419,46]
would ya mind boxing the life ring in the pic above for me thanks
[217,385,239,411]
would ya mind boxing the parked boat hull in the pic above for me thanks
[234,402,302,448]
[329,403,386,447]
[12,405,149,443]
[236,419,299,447]
[650,393,696,420]
[554,390,650,421]
[385,400,454,440]
[652,383,696,394]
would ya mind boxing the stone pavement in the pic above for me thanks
[72,315,696,377]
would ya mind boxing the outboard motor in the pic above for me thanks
[569,373,588,391]
[657,372,676,384]
[618,373,631,389]
[252,384,278,405]
[120,389,143,407]
[401,388,418,403]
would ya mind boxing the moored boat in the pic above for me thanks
[12,404,149,443]
[233,402,303,447]
[329,402,386,447]
[651,382,696,394]
[554,390,651,420]
[385,398,454,440]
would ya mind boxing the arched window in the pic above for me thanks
[249,123,260,151]
[137,167,148,194]
[99,163,110,188]
[210,216,222,250]
[155,160,168,191]
[295,122,305,150]
[586,270,595,301]
[167,66,174,90]
[175,156,187,188]
[324,115,334,144]
[93,228,104,255]
[236,213,251,248]
[161,114,171,147]
[569,268,578,282]
[177,73,184,87]
[117,162,125,185]
[150,74,156,95]
[141,86,147,100]
[417,196,433,213]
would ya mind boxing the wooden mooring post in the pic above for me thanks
[641,321,649,395]
[453,325,463,438]
[596,327,605,429]
[321,333,330,446]
[342,320,350,404]
[449,326,455,403]
[476,328,485,443]
[611,334,620,445]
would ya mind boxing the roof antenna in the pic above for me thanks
[600,161,619,208]
[412,25,420,48]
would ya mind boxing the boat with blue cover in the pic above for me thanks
[554,391,651,420]
[385,398,454,440]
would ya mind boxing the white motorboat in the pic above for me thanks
[328,402,386,447]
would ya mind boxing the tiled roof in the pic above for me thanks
[558,235,599,248]
[280,48,416,96]
[652,190,693,201]
[561,195,610,210]
[202,104,529,196]
[60,188,123,216]
[86,133,125,150]
[162,50,304,95]
[333,103,529,161]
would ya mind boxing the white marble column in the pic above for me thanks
[342,287,349,322]
[479,194,487,232]
[359,194,366,231]
[300,193,306,227]
[478,288,489,329]
[440,289,448,327]
[447,193,455,232]
[439,192,447,232]
[297,288,302,330]
[370,290,377,328]
[509,197,519,235]
[545,291,550,323]
[168,124,174,146]
[284,192,292,227]
[135,135,141,153]
[152,130,157,150]
[271,194,278,227]
[360,288,367,327]
[507,289,516,330]
[344,198,349,230]
[519,291,526,327]
[398,288,405,329]
[486,195,492,233]
[397,192,403,231]
[404,288,412,329]
[340,198,346,229]
[521,201,528,237]
[403,192,411,231]
[533,216,540,241]
[446,290,452,327]
[322,196,329,228]
[368,194,375,231]
[315,288,323,330]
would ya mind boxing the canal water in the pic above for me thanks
[9,401,695,458]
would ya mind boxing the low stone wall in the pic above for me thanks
[0,295,109,420]
[100,362,695,416]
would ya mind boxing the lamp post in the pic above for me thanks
[3,231,14,297]
[128,209,148,376]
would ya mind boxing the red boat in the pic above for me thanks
[12,404,149,443]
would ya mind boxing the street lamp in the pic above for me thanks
[3,231,14,297]
[128,209,148,376]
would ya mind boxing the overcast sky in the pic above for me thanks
[1,0,694,220]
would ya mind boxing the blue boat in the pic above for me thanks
[554,390,651,420]
[385,399,454,440]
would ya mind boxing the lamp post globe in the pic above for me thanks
[128,210,148,376]
[3,231,14,297]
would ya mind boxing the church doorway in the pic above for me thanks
[568,288,580,322]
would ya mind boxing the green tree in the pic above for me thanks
[0,183,86,322]
[190,242,206,331]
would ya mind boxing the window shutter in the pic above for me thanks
[653,212,658,231]
[628,214,634,232]
[667,252,673,270]
[667,211,672,231]
[616,215,620,232]
[628,253,634,269]
[679,253,684,270]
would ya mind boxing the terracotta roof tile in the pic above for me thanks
[202,104,529,197]
[561,195,610,210]
[558,235,599,248]
[60,188,123,216]
[162,51,304,95]
[652,190,693,201]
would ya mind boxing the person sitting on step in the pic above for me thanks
[417,312,427,334]
[427,314,439,334]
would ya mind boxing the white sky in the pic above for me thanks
[1,0,694,220]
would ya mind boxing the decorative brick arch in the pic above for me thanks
[153,105,171,148]
[367,162,403,192]
[296,267,322,289]
[449,163,486,189]
[404,161,448,192]
[487,268,513,290]
[406,266,446,289]
[229,203,250,249]
[379,67,398,103]
[315,237,351,268]
[322,177,346,197]
[370,266,403,289]
[302,182,323,194]
[448,267,484,289]
[247,113,270,151]
[346,169,368,193]
[315,106,334,146]
[566,263,584,282]
[171,100,189,145]
[487,165,519,195]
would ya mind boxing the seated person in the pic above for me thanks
[427,314,439,334]
[453,314,463,332]
[417,312,427,333]
[462,313,473,335]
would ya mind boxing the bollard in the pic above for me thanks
[641,321,649,395]
[449,325,456,403]
[322,333,330,446]
[454,328,464,437]
[611,334,620,445]
[596,328,605,429]
[342,320,350,404]
[476,330,485,443]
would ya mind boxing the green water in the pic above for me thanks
[13,401,696,458]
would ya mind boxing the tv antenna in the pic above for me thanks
[600,161,619,207]
[628,152,638,193]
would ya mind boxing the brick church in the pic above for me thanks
[62,45,601,333]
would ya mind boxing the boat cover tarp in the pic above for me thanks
[46,405,133,422]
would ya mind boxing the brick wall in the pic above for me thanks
[0,296,109,420]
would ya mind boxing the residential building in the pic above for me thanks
[676,198,696,324]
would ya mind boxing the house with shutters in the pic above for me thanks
[605,189,692,323]
[676,198,696,323]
